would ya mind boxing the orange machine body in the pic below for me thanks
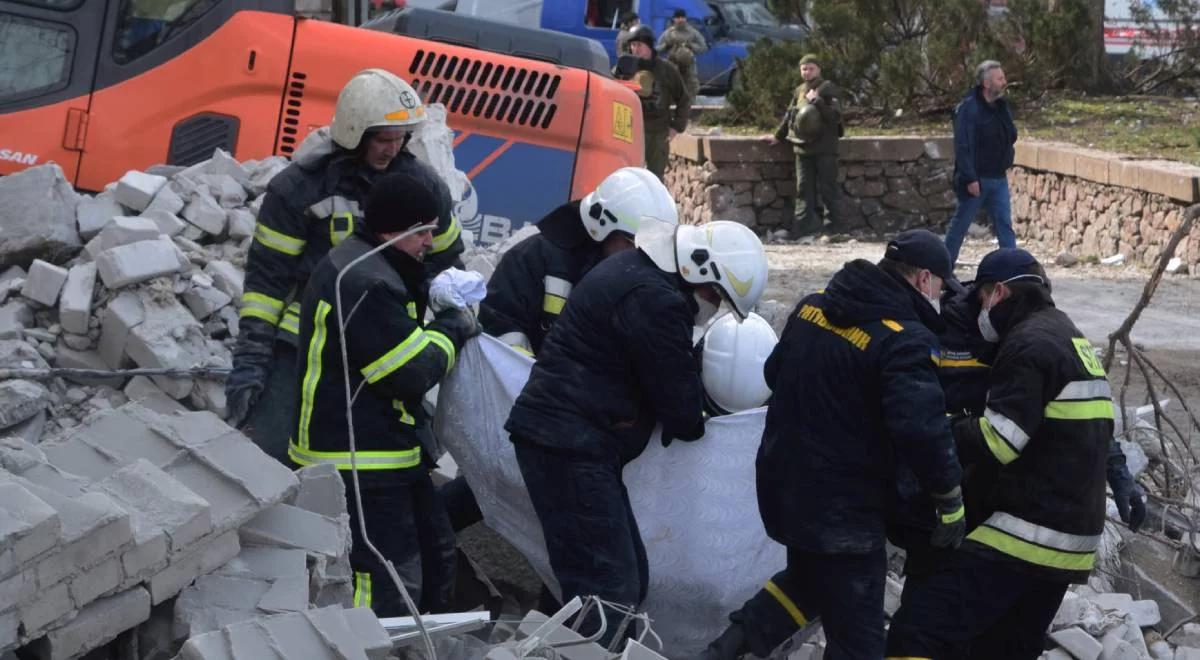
[0,2,643,245]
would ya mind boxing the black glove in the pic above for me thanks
[1108,452,1146,532]
[930,488,966,549]
[661,418,706,448]
[225,317,277,428]
[435,306,481,341]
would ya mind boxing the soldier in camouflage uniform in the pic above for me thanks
[657,9,708,100]
[618,25,690,182]
[768,54,843,238]
[615,11,640,56]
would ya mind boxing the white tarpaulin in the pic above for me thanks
[435,335,786,656]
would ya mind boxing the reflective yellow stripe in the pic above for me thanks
[967,525,1095,572]
[980,417,1019,465]
[240,292,286,325]
[543,294,567,315]
[296,301,332,451]
[941,505,965,524]
[763,580,807,628]
[288,445,422,470]
[278,315,300,335]
[354,572,372,608]
[406,301,417,320]
[430,214,461,254]
[938,357,986,368]
[881,319,903,332]
[361,328,430,384]
[1044,400,1115,420]
[330,211,354,247]
[425,330,456,373]
[254,223,306,256]
[393,400,416,425]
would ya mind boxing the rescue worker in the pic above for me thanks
[767,54,843,238]
[480,166,679,355]
[657,9,708,100]
[506,219,768,648]
[290,170,479,617]
[886,248,1115,660]
[617,25,690,182]
[225,68,464,463]
[696,229,965,660]
[616,10,640,55]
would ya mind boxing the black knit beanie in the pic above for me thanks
[364,171,441,234]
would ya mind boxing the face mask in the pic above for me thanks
[924,280,941,315]
[977,289,1000,342]
[693,291,720,327]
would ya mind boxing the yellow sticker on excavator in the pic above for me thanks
[613,102,634,143]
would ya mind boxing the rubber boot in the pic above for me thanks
[692,621,747,660]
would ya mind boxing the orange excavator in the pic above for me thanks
[0,1,644,245]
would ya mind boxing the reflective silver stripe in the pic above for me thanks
[543,276,573,299]
[984,407,1030,451]
[1055,379,1112,401]
[308,195,362,220]
[983,512,1101,553]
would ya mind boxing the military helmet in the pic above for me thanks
[628,24,655,48]
[795,103,824,141]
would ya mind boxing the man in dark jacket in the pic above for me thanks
[617,25,690,181]
[506,219,768,649]
[768,53,843,238]
[944,61,1018,265]
[225,69,464,463]
[887,248,1115,660]
[696,229,964,660]
[290,171,478,617]
[657,9,709,99]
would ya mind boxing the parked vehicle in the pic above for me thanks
[705,0,806,43]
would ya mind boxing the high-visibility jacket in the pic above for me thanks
[288,232,473,475]
[240,141,463,346]
[478,201,604,355]
[952,286,1113,583]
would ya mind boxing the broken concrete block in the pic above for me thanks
[193,379,228,418]
[0,380,49,429]
[215,546,308,581]
[183,286,232,320]
[1128,599,1161,627]
[0,608,17,653]
[96,237,183,289]
[203,261,244,301]
[19,581,74,638]
[169,432,298,529]
[145,182,186,217]
[95,216,161,251]
[141,209,188,237]
[201,174,248,209]
[6,409,47,445]
[99,290,144,369]
[123,375,187,415]
[58,263,97,335]
[226,208,256,241]
[0,164,82,270]
[239,503,345,558]
[1177,648,1200,660]
[292,463,347,519]
[53,346,126,388]
[75,192,125,240]
[91,458,213,554]
[29,586,152,660]
[114,170,168,212]
[182,194,228,236]
[256,572,309,613]
[27,486,134,587]
[124,295,207,399]
[0,481,61,569]
[0,301,34,340]
[148,529,240,605]
[1050,626,1103,660]
[208,149,251,183]
[343,607,393,660]
[1045,650,1074,660]
[67,554,122,605]
[20,260,68,307]
[174,574,271,638]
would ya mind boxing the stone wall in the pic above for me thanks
[665,135,1200,273]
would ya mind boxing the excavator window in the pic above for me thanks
[113,0,218,64]
[8,0,83,8]
[0,14,72,104]
[585,0,632,28]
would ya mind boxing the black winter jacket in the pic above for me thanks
[953,286,1113,582]
[478,201,605,355]
[757,260,962,553]
[288,232,474,478]
[505,249,705,463]
[953,87,1017,194]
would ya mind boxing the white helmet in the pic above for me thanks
[580,167,679,242]
[702,312,778,414]
[331,69,426,150]
[637,219,768,320]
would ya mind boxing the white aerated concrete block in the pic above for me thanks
[292,464,346,519]
[95,238,182,289]
[344,607,393,660]
[29,487,133,588]
[20,581,73,638]
[98,290,144,369]
[58,263,97,335]
[123,375,187,415]
[0,379,49,428]
[145,183,185,216]
[0,481,61,569]
[20,260,68,307]
[76,193,125,240]
[141,209,187,236]
[239,503,345,559]
[114,170,168,212]
[95,216,161,251]
[29,586,152,660]
[148,530,240,605]
[67,554,122,605]
[182,194,228,236]
[203,261,244,301]
[183,286,232,320]
[0,301,34,340]
[1177,648,1200,660]
[1050,627,1103,660]
[91,459,213,555]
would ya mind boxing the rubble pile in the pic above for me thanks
[1038,588,1200,660]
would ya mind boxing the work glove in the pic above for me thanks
[225,318,277,428]
[661,417,706,448]
[1108,454,1146,532]
[435,305,482,342]
[930,488,966,549]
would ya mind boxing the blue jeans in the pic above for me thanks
[944,176,1015,265]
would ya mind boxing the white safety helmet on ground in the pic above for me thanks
[637,219,769,320]
[331,69,427,150]
[702,312,778,414]
[580,167,679,242]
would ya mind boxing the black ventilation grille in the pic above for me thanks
[168,113,240,166]
[408,49,560,130]
[278,71,307,156]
